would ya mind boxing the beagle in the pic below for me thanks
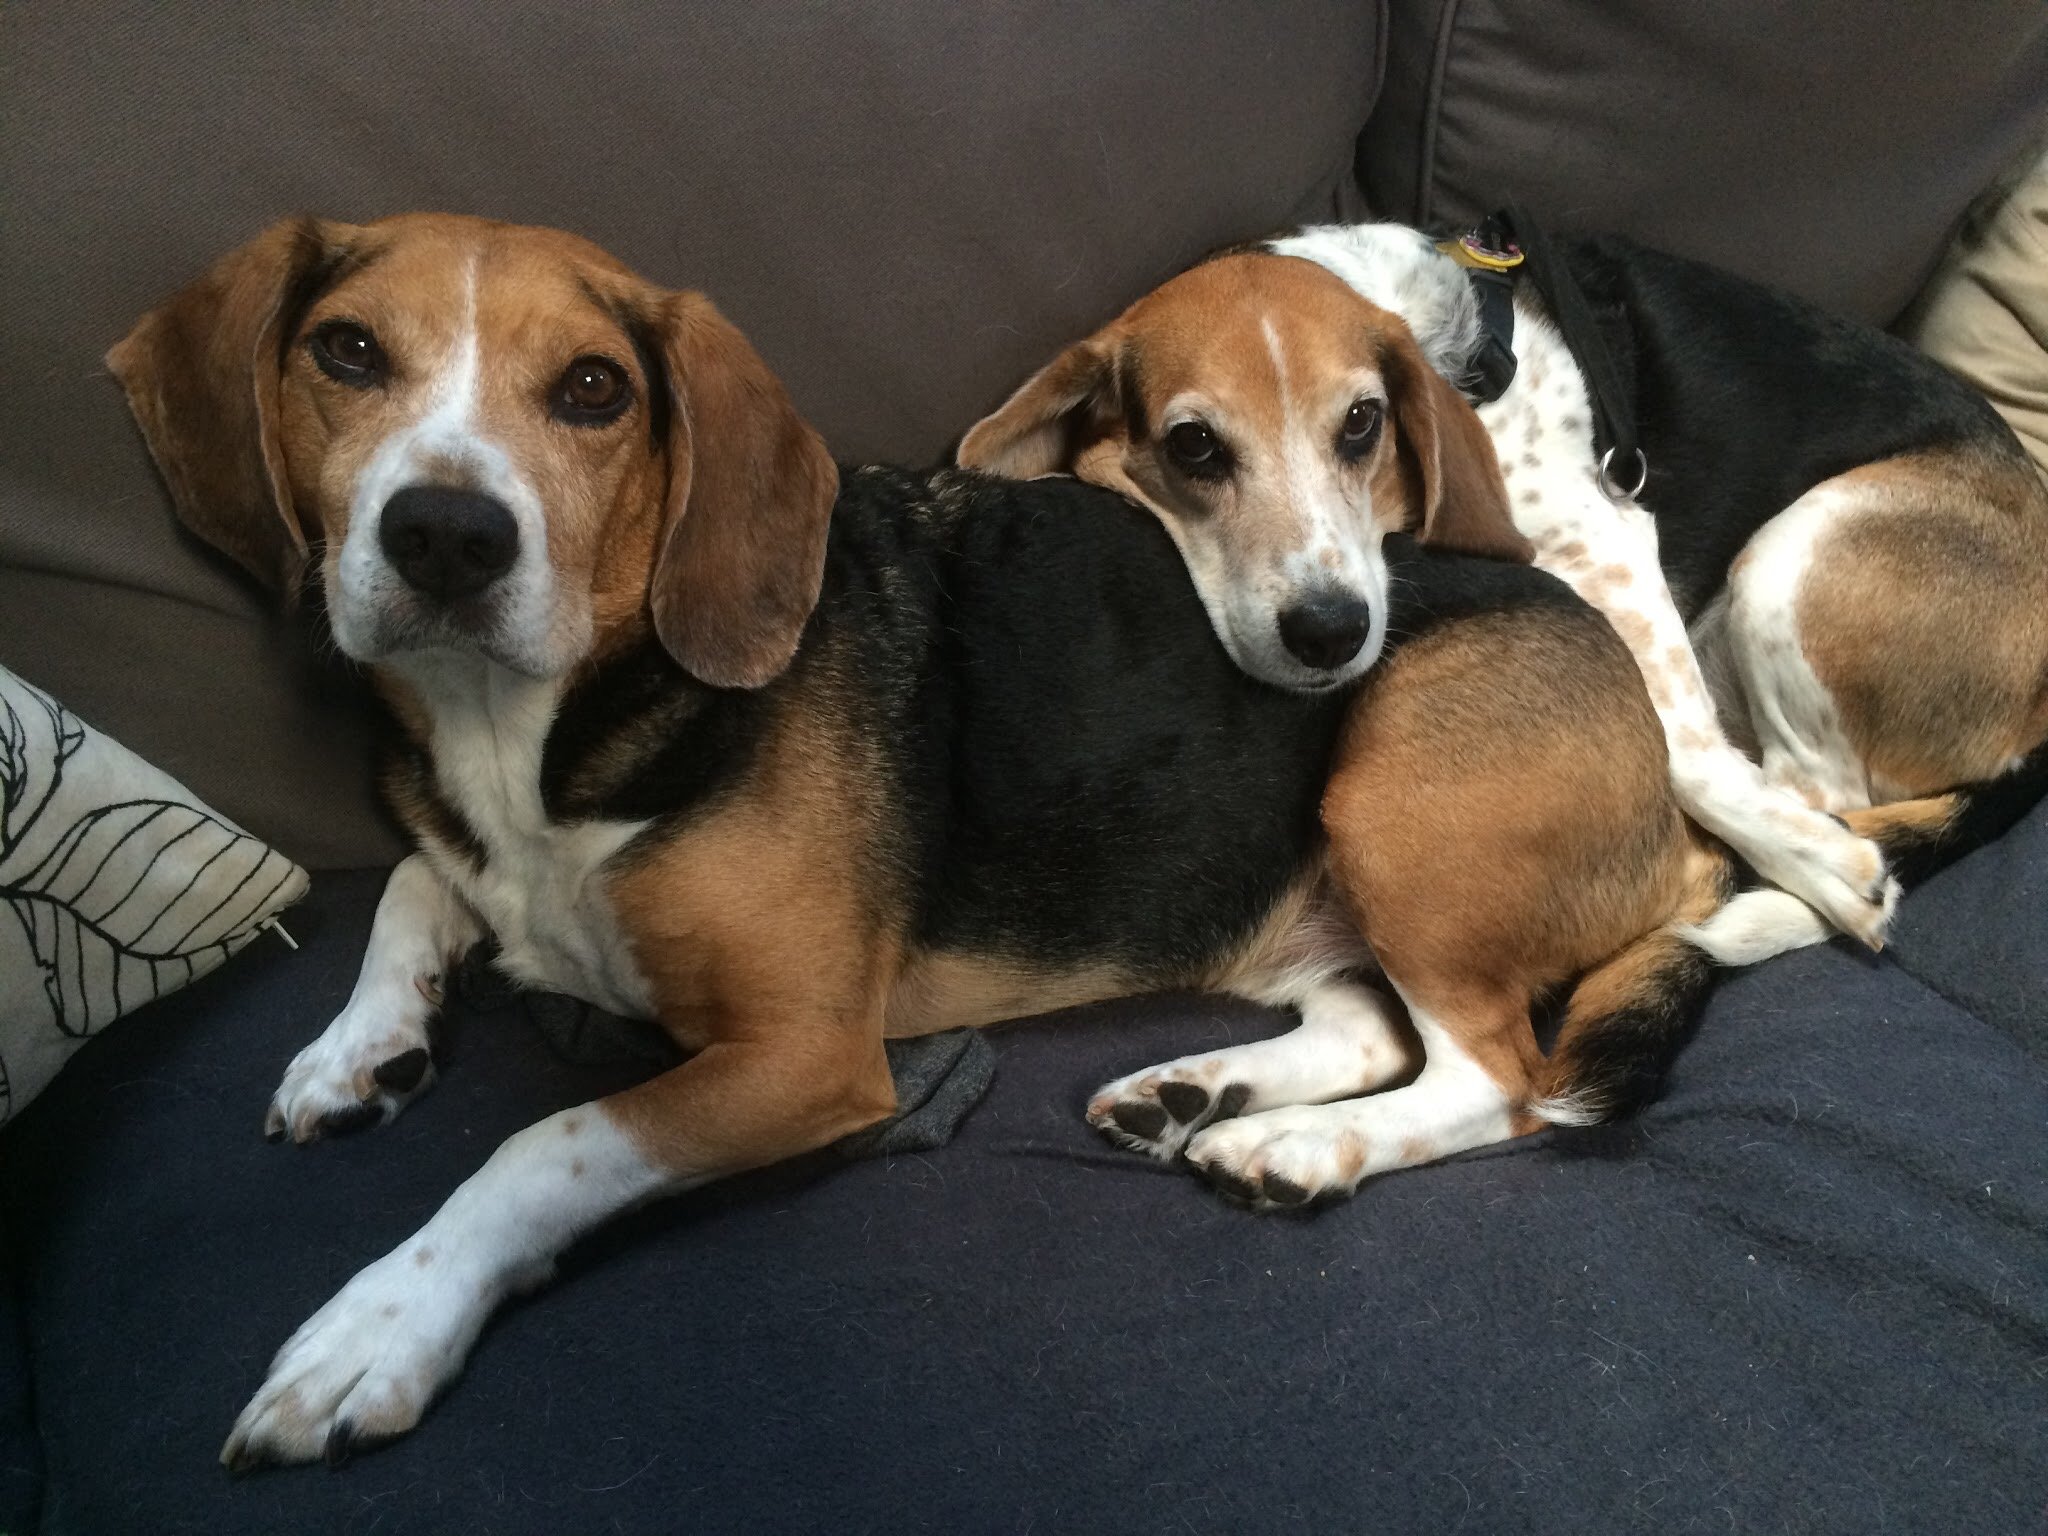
[116,214,1773,1467]
[962,229,2048,958]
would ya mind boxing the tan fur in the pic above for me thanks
[1798,445,2048,795]
[108,213,834,685]
[1322,606,1697,1126]
[106,218,329,591]
[883,955,1137,1038]
[604,688,900,1166]
[959,252,1529,564]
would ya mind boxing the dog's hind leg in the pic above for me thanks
[1724,447,2048,812]
[1087,978,1416,1161]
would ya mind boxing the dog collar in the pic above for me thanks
[1435,220,1522,404]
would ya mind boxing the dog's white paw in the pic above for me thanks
[1749,804,1897,950]
[1087,1062,1251,1160]
[266,1002,437,1144]
[221,1243,491,1469]
[1184,1107,1370,1210]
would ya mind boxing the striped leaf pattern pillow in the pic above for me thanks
[0,666,308,1126]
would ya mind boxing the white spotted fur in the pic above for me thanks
[1274,223,1897,950]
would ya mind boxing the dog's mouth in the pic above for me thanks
[331,584,562,677]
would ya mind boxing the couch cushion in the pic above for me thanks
[1357,0,2048,325]
[5,824,2044,1534]
[0,2,1382,871]
[0,1248,37,1536]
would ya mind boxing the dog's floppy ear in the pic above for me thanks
[956,336,1119,479]
[106,218,344,592]
[649,293,839,690]
[1382,326,1531,563]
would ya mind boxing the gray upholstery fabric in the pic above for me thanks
[0,1,1382,868]
[1358,0,2048,325]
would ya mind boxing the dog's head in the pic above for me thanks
[958,251,1524,690]
[109,213,836,689]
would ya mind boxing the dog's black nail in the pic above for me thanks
[325,1421,356,1468]
[264,1124,285,1144]
[1261,1173,1312,1207]
[1213,1083,1252,1120]
[319,1102,383,1139]
[1205,1165,1260,1203]
[1111,1101,1169,1140]
[373,1048,430,1094]
[1156,1082,1209,1124]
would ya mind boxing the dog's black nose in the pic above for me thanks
[378,487,519,603]
[1277,590,1374,671]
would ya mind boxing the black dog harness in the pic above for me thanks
[1438,206,1649,501]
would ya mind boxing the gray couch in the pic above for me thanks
[3,5,2045,1532]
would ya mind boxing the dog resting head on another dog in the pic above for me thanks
[959,251,1529,691]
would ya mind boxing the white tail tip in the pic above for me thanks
[1676,890,1832,967]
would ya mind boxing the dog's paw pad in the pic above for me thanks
[372,1048,432,1095]
[1110,1100,1169,1141]
[269,1022,437,1145]
[1089,1063,1252,1161]
[1156,1081,1209,1123]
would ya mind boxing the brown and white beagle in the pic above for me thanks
[963,228,2048,959]
[116,214,1771,1467]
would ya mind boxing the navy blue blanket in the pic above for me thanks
[2,800,2042,1535]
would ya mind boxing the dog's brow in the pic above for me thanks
[1115,343,1146,443]
[567,279,667,452]
[276,234,387,367]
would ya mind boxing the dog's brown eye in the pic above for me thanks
[1338,398,1384,459]
[308,320,387,388]
[551,356,632,425]
[1165,420,1229,478]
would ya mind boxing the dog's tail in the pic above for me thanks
[1530,744,2048,1127]
[1526,839,1732,1128]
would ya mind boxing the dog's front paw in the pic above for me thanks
[1087,1064,1251,1161]
[1185,1108,1369,1211]
[221,1244,486,1470]
[266,1006,437,1144]
[1752,804,1898,950]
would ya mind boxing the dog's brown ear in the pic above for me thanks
[106,218,342,592]
[650,293,839,690]
[956,336,1119,479]
[1383,327,1531,563]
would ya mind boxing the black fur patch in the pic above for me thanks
[380,467,1600,997]
[381,734,486,871]
[1556,236,2024,619]
[539,644,765,826]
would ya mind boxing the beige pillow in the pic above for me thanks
[1901,147,2048,483]
[0,664,308,1125]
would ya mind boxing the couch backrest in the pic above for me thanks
[1359,0,2048,325]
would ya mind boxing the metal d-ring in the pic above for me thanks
[1599,446,1648,502]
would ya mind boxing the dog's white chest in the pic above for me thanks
[401,657,654,1018]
